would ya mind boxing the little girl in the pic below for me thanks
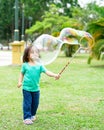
[17,45,60,125]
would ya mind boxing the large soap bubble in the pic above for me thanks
[33,28,94,67]
[33,34,62,65]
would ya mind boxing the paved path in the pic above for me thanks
[0,51,12,66]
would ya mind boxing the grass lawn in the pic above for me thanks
[0,53,104,130]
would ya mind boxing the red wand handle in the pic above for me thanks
[59,61,70,75]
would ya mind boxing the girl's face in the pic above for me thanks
[29,46,39,62]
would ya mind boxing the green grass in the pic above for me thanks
[0,53,104,130]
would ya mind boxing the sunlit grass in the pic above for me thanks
[0,53,104,130]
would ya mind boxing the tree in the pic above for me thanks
[26,4,82,37]
[0,0,14,43]
[70,2,104,63]
[0,0,52,42]
[84,3,104,63]
[0,0,80,43]
[87,18,104,64]
[54,0,79,17]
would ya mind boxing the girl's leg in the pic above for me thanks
[23,90,32,120]
[31,91,40,117]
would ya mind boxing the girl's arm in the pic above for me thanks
[17,72,24,88]
[45,70,60,80]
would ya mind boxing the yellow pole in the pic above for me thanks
[11,0,25,65]
[11,41,25,65]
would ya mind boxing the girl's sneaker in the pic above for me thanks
[31,116,37,122]
[23,119,33,125]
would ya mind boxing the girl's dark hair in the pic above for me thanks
[23,45,33,62]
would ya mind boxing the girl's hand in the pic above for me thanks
[17,82,22,88]
[17,73,24,88]
[55,74,60,80]
[45,71,60,80]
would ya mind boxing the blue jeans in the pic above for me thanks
[23,89,40,120]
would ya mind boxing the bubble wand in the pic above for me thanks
[58,31,94,76]
[59,46,81,76]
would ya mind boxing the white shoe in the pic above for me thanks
[23,119,33,125]
[31,116,37,122]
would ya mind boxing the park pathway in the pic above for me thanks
[0,51,12,66]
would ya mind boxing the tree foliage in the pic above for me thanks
[85,3,104,63]
[0,0,80,43]
[26,4,82,38]
[53,0,80,17]
[0,0,14,42]
[87,18,104,63]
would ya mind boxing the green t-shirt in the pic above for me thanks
[21,62,47,92]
